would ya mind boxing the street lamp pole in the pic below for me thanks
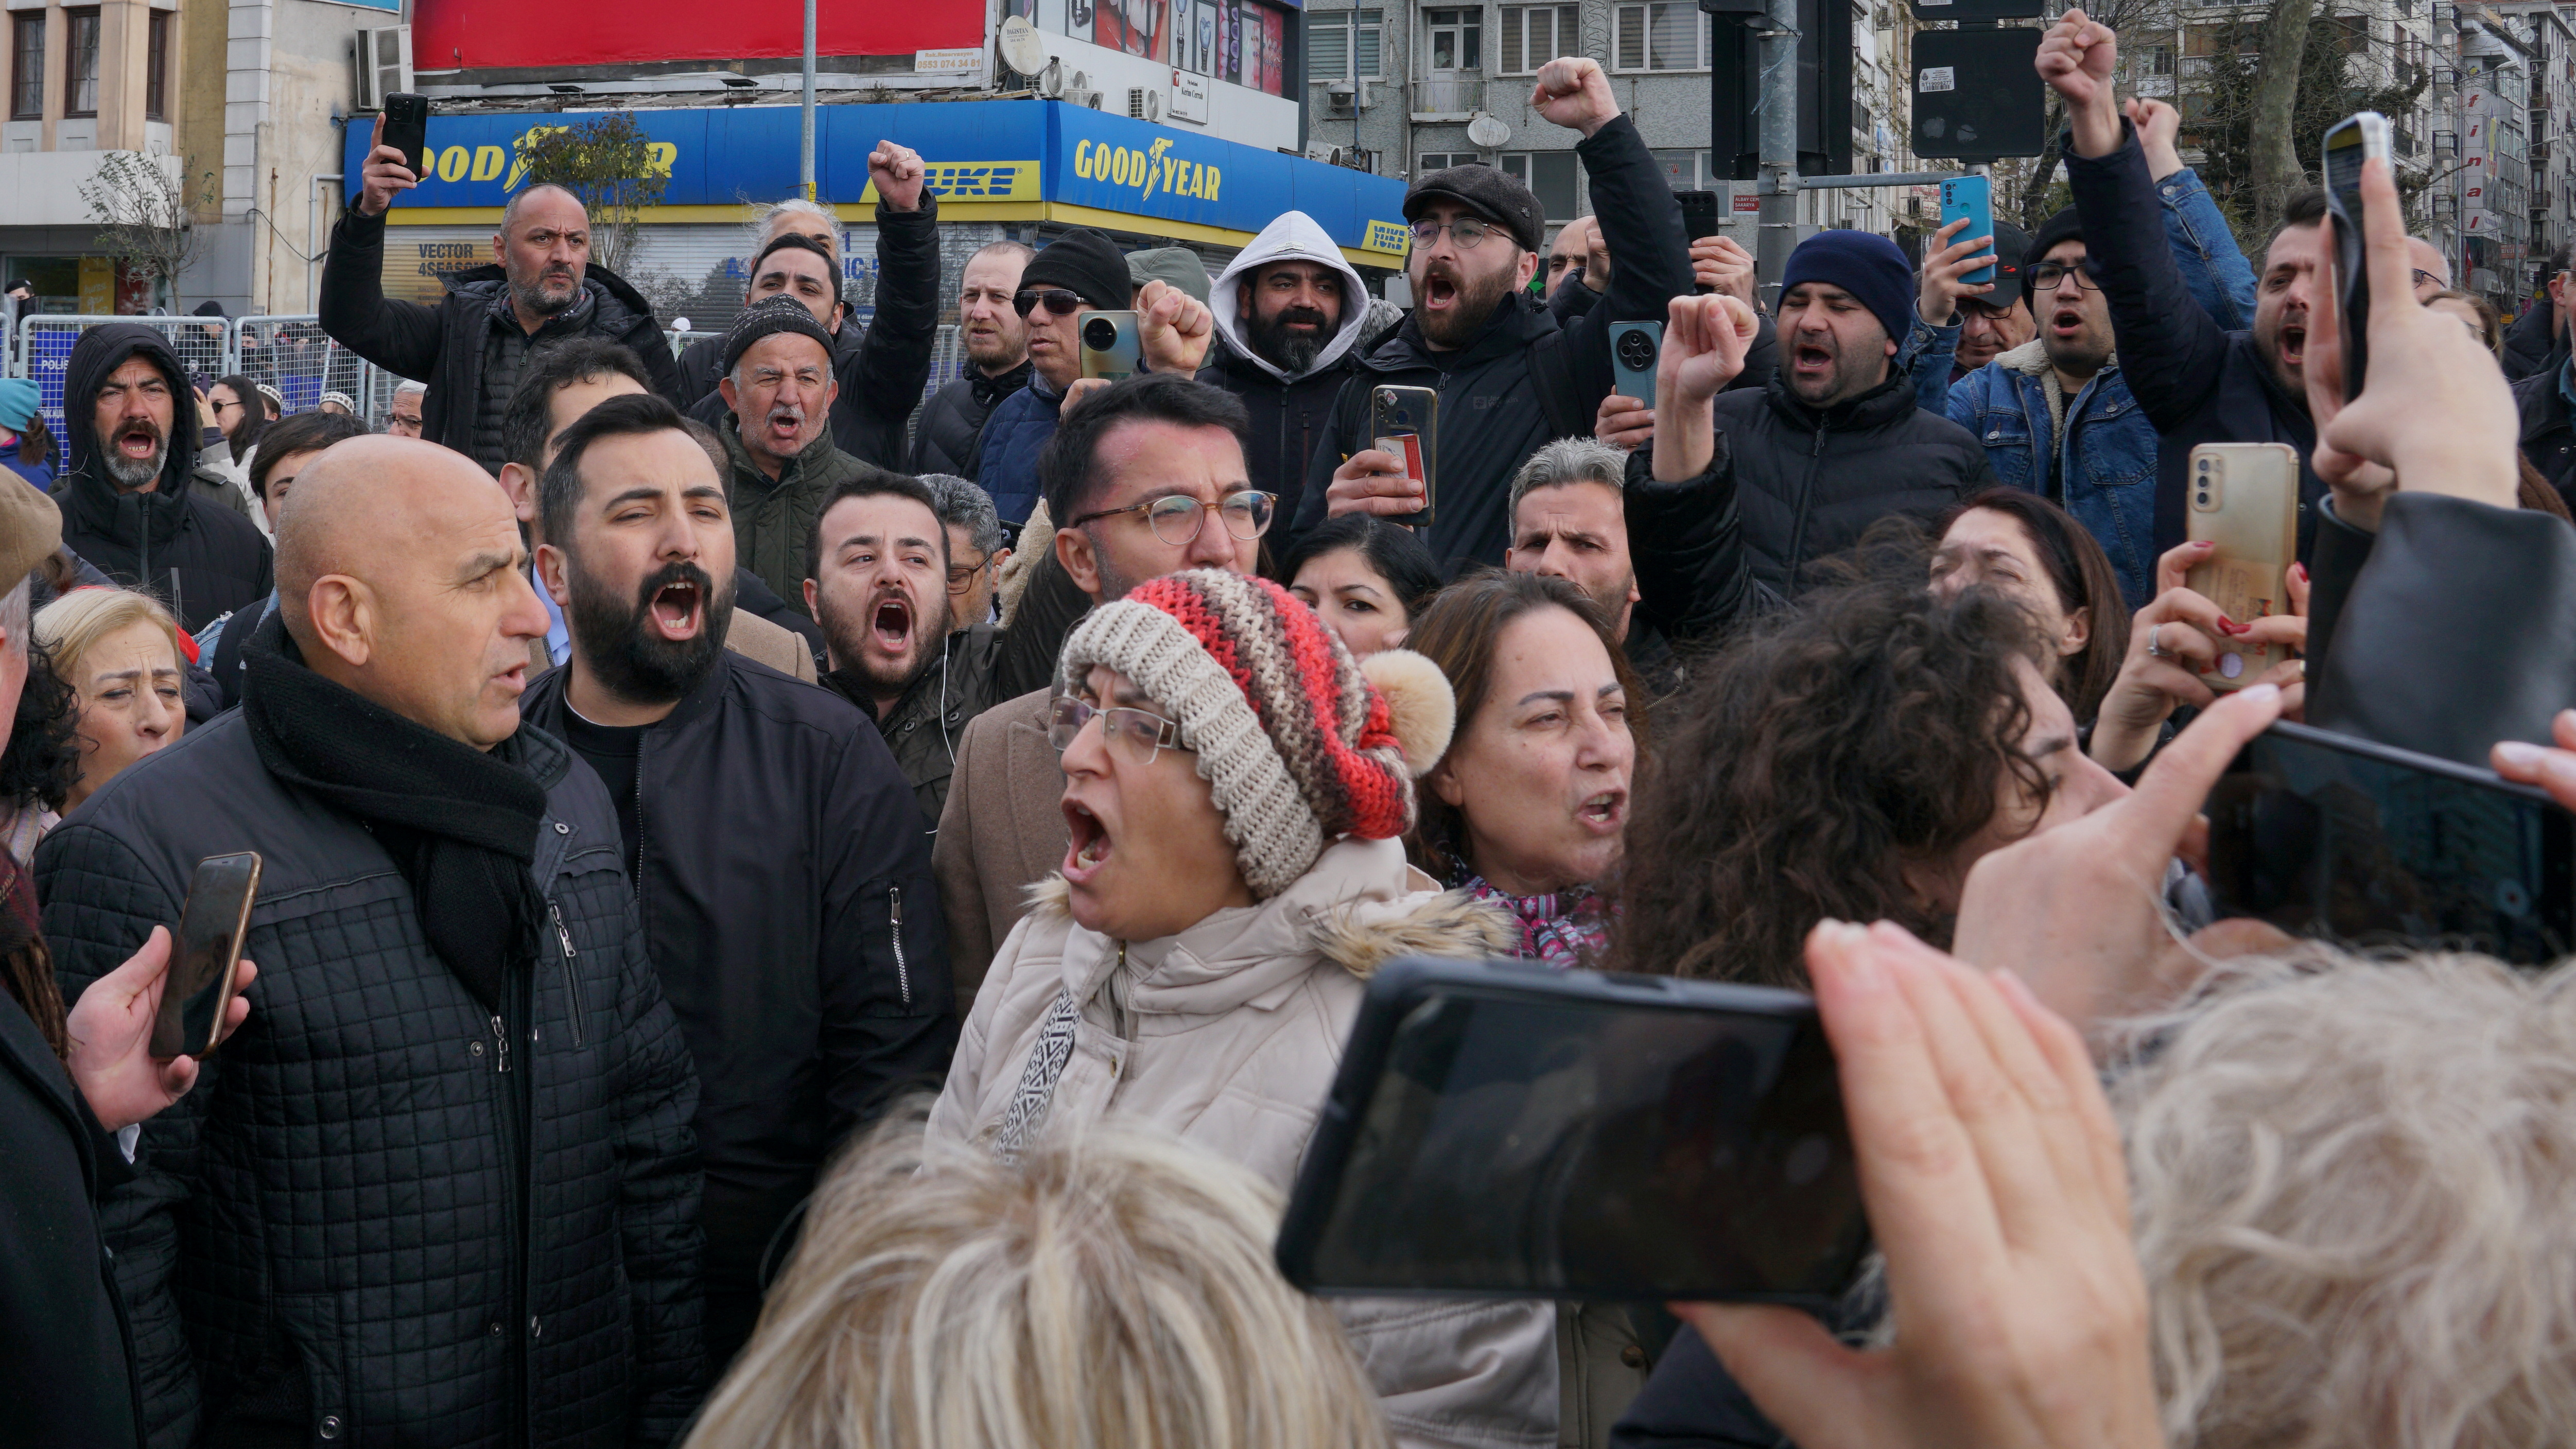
[800,0,818,201]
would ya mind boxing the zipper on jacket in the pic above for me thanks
[1785,422,1829,579]
[629,762,646,903]
[550,900,585,1048]
[890,884,911,1006]
[490,1013,512,1073]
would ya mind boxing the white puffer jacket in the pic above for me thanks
[929,836,1560,1449]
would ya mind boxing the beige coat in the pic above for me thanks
[928,836,1560,1449]
[930,684,1066,1010]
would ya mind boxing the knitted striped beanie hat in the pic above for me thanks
[1057,569,1457,899]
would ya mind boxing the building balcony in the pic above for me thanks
[1411,77,1486,120]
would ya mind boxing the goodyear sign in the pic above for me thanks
[346,99,1408,264]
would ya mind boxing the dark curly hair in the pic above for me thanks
[0,634,78,815]
[1604,572,2050,988]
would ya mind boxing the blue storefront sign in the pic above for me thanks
[345,98,1410,264]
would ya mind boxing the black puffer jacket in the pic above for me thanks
[319,208,683,474]
[2514,363,2576,503]
[1716,370,1993,596]
[910,360,1031,478]
[40,711,706,1448]
[519,651,953,1366]
[53,325,273,634]
[672,198,943,472]
[2503,299,2565,384]
[1289,114,1696,575]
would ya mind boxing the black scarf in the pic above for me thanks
[239,612,548,1010]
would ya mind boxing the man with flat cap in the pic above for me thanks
[1289,56,1694,576]
[713,294,893,614]
[973,226,1215,526]
[41,435,707,1446]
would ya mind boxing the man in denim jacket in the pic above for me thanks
[1900,98,2255,608]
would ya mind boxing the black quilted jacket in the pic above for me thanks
[39,711,706,1449]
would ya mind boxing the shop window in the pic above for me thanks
[9,14,41,121]
[1310,8,1383,80]
[146,11,167,122]
[64,7,98,119]
[1613,2,1708,71]
[1499,5,1579,75]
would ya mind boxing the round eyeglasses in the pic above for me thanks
[1067,491,1276,547]
[1047,695,1193,766]
[1411,217,1497,250]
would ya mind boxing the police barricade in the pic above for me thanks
[13,313,234,442]
[234,315,385,423]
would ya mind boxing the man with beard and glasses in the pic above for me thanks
[2047,11,2332,565]
[1199,211,1391,526]
[934,374,1263,1005]
[671,167,944,473]
[499,335,822,679]
[974,227,1216,526]
[1292,57,1694,575]
[43,435,705,1447]
[53,325,272,632]
[1711,228,1995,597]
[519,392,951,1371]
[320,113,683,473]
[911,241,1034,477]
[805,472,1003,831]
[712,296,884,618]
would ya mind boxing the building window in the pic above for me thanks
[1614,2,1708,71]
[1500,150,1580,221]
[1499,5,1579,74]
[1424,7,1481,73]
[1309,8,1383,80]
[1651,148,1713,189]
[9,14,41,121]
[63,7,98,118]
[146,10,167,121]
[1417,151,1481,171]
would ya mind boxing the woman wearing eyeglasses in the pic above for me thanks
[928,568,1561,1448]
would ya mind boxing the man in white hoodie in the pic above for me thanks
[1198,210,1390,528]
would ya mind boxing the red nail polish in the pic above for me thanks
[2219,616,2238,632]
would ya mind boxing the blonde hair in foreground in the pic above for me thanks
[2113,951,2576,1449]
[32,586,183,684]
[682,1104,1390,1449]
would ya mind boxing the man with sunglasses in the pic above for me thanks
[974,228,1217,527]
[935,374,1265,1006]
[1294,56,1694,575]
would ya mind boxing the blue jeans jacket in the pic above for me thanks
[1901,166,2256,608]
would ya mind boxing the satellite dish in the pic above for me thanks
[1038,57,1065,97]
[1467,113,1511,149]
[999,15,1048,77]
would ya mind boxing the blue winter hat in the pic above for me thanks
[0,377,36,434]
[1781,230,1917,352]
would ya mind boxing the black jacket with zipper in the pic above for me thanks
[1715,369,1992,597]
[672,197,944,473]
[319,208,684,473]
[519,649,954,1366]
[1289,114,1696,575]
[1198,334,1357,530]
[909,359,1031,479]
[53,325,273,634]
[39,708,705,1449]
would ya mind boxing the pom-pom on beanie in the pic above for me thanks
[1056,569,1456,898]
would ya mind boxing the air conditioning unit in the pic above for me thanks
[1128,86,1148,118]
[354,25,412,111]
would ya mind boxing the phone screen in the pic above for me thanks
[152,852,260,1059]
[1289,983,1867,1302]
[2205,723,2576,965]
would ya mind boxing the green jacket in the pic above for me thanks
[825,623,1006,833]
[719,415,868,615]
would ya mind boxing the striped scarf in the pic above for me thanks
[1461,875,1613,970]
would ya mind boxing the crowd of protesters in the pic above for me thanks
[5,24,2576,1449]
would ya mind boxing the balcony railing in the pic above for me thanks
[1412,77,1485,116]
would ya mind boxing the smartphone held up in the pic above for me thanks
[149,852,261,1060]
[2321,111,2391,400]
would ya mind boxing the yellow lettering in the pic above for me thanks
[646,142,676,178]
[1204,165,1220,202]
[437,147,468,183]
[1073,139,1092,179]
[470,145,504,182]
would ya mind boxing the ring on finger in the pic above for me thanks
[2147,623,2168,659]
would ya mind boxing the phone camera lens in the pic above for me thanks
[1618,333,1656,369]
[1082,317,1118,351]
[2197,459,2213,473]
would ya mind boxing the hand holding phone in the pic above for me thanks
[66,924,258,1132]
[1078,310,1142,381]
[2321,112,2391,402]
[1368,385,1438,526]
[150,852,261,1060]
[2184,443,2301,691]
[1610,321,1663,410]
[362,96,430,218]
[1938,176,1998,288]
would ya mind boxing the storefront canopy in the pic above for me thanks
[344,98,1413,268]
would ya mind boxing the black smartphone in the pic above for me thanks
[2204,721,2576,966]
[1678,191,1721,295]
[2320,112,2390,403]
[1276,958,1870,1305]
[149,852,262,1059]
[380,93,432,182]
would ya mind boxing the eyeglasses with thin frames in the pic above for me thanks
[1047,694,1194,766]
[946,552,990,595]
[1067,491,1276,547]
[1411,217,1498,250]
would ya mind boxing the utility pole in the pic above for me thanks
[800,0,819,202]
[1756,0,1801,302]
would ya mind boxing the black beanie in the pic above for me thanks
[2025,207,2086,280]
[1023,228,1132,311]
[719,294,838,376]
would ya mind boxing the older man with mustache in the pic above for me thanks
[711,296,889,616]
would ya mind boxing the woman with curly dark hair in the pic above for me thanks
[0,622,78,862]
[1605,573,2126,988]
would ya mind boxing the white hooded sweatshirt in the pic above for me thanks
[1208,210,1374,383]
